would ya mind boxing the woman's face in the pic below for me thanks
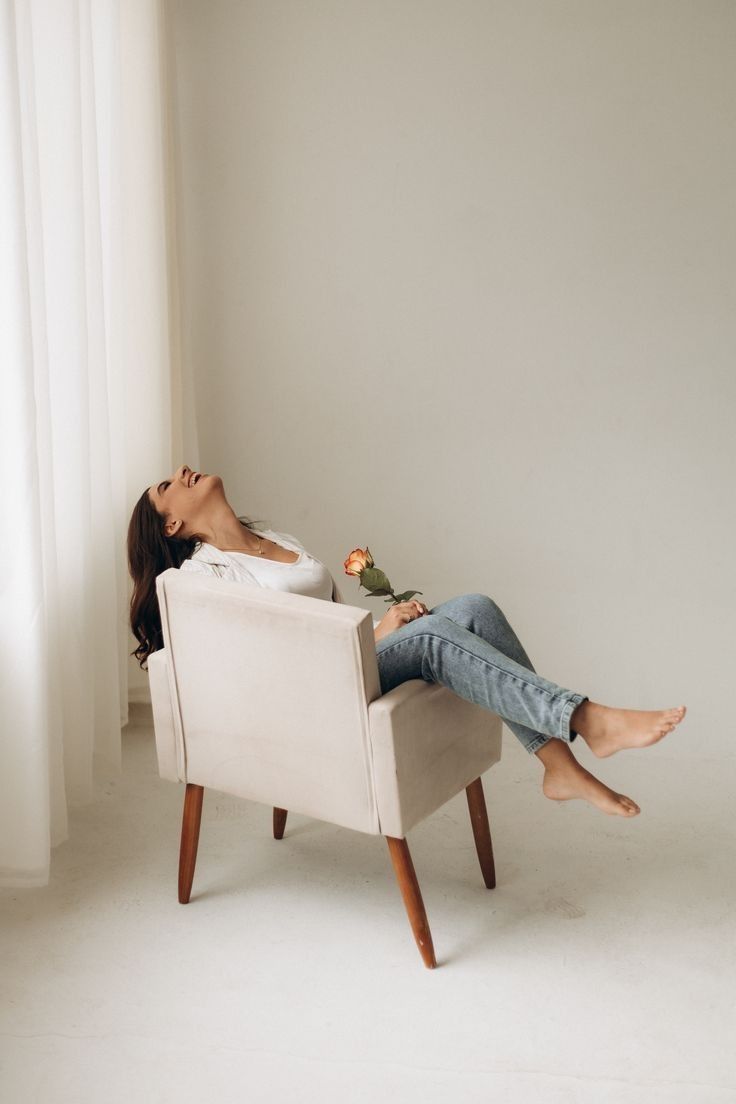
[147,464,223,539]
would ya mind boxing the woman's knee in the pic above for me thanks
[460,593,513,633]
[463,592,503,616]
[429,592,506,627]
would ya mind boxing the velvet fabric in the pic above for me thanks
[149,568,502,838]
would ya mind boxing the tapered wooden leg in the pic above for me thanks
[273,807,288,839]
[385,836,437,969]
[466,777,496,889]
[178,783,204,904]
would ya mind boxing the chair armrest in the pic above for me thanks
[147,647,181,782]
[369,677,441,716]
[367,679,503,837]
[369,677,502,744]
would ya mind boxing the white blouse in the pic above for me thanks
[179,526,381,629]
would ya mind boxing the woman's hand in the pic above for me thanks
[374,600,430,643]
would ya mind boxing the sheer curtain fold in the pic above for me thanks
[0,0,188,887]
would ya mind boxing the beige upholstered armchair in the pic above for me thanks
[148,567,503,968]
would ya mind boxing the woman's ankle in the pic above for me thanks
[535,737,578,772]
[570,698,594,737]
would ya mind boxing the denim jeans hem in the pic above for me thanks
[525,733,552,755]
[558,693,588,742]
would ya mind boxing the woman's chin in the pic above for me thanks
[200,473,224,495]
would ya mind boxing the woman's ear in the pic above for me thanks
[165,517,182,538]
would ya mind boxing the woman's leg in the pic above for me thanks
[386,593,686,761]
[375,606,588,749]
[375,593,686,816]
[425,593,564,755]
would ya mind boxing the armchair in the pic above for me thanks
[148,567,503,968]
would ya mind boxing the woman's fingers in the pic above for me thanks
[396,600,428,622]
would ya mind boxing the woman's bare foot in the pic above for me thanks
[570,700,687,759]
[542,762,641,817]
[536,740,640,817]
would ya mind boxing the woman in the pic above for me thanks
[128,464,687,818]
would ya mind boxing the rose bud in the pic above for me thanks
[344,546,374,576]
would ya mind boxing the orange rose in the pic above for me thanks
[343,546,374,577]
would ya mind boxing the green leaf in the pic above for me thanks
[393,589,423,602]
[360,567,392,592]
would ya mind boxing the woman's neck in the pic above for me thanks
[197,510,262,552]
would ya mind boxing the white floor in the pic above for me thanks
[1,704,734,1103]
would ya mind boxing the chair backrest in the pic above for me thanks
[154,567,383,833]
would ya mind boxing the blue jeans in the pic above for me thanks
[374,593,589,755]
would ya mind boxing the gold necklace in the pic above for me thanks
[220,534,267,555]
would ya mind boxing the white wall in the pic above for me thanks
[168,0,735,759]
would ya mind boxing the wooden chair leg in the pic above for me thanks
[178,783,204,904]
[273,807,288,839]
[385,836,437,969]
[466,776,496,889]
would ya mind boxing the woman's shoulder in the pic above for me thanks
[179,548,226,578]
[179,542,253,579]
[180,554,215,573]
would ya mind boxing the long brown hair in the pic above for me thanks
[126,488,264,669]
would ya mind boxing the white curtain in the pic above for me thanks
[0,0,191,887]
